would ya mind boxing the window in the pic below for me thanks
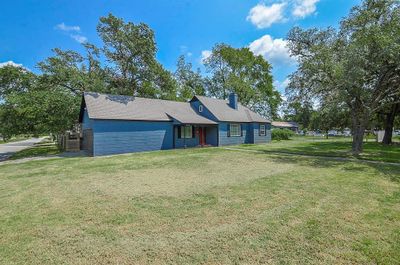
[180,125,193,138]
[198,105,203,112]
[260,124,266,136]
[229,124,241,137]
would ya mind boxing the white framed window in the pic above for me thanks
[229,124,241,137]
[180,125,193,138]
[198,105,203,112]
[260,124,266,136]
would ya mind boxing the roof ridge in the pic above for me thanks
[84,91,191,105]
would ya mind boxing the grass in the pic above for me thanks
[240,136,400,163]
[0,144,400,264]
[9,141,61,160]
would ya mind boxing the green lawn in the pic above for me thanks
[0,142,399,264]
[239,136,400,163]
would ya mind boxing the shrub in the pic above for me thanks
[272,128,295,141]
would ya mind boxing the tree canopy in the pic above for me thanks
[204,44,281,119]
[286,0,400,154]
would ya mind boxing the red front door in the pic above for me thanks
[199,127,206,146]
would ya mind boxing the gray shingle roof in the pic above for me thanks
[193,96,270,123]
[83,92,217,125]
[272,121,299,128]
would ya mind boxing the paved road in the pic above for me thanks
[0,138,44,162]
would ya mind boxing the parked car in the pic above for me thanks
[343,128,352,137]
[328,130,338,137]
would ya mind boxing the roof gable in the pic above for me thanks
[192,95,270,123]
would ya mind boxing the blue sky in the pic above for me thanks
[1,0,360,93]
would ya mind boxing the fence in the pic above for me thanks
[58,132,80,152]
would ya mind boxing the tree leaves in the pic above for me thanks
[204,44,280,119]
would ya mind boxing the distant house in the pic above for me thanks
[272,121,299,132]
[79,92,271,156]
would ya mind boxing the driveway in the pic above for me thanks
[0,138,44,162]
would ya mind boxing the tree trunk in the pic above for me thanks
[382,103,399,145]
[351,111,366,155]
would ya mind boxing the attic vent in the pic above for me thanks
[199,105,203,112]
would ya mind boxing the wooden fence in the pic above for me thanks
[58,132,80,152]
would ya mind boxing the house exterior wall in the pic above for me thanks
[92,120,173,156]
[205,126,218,146]
[218,122,248,146]
[174,126,199,148]
[81,100,272,156]
[81,109,94,155]
[217,122,271,146]
[253,123,272,144]
[173,125,219,148]
[82,109,93,130]
[190,100,218,121]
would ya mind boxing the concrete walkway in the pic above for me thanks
[222,147,400,167]
[0,138,44,162]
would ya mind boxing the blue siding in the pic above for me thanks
[190,99,218,121]
[246,123,254,144]
[81,99,271,156]
[252,123,272,144]
[92,120,173,156]
[218,122,248,146]
[205,126,218,146]
[82,109,93,129]
[174,125,219,148]
[174,126,199,148]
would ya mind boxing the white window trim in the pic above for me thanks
[230,124,241,137]
[198,105,203,113]
[260,124,266,136]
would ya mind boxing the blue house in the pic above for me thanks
[79,92,271,156]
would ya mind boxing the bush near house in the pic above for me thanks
[272,128,295,140]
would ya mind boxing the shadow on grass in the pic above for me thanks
[251,140,400,164]
[262,151,400,183]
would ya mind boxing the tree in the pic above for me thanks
[175,55,205,101]
[38,45,108,95]
[204,44,281,119]
[0,64,34,98]
[309,103,351,138]
[282,100,314,129]
[0,65,37,139]
[97,14,177,98]
[381,102,400,144]
[287,0,400,154]
[0,65,80,138]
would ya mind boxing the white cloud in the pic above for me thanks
[249,34,296,65]
[55,22,87,44]
[0,61,23,68]
[0,61,30,72]
[70,34,88,44]
[274,78,290,91]
[201,50,212,63]
[180,45,193,57]
[292,0,320,18]
[55,22,81,32]
[247,3,287,29]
